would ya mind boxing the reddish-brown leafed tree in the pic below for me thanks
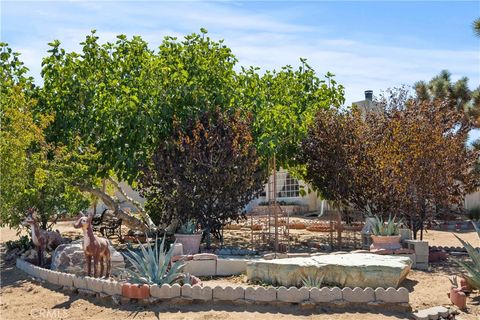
[139,108,265,247]
[302,88,479,239]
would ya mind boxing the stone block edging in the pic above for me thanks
[16,258,410,306]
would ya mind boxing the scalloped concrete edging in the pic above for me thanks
[429,245,477,253]
[16,258,410,309]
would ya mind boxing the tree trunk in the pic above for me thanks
[107,178,157,230]
[77,185,150,233]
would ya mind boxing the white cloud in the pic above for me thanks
[3,0,479,106]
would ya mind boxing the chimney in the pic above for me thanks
[364,90,373,101]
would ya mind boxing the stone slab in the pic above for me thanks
[412,306,449,320]
[184,260,216,277]
[216,259,248,276]
[246,253,411,288]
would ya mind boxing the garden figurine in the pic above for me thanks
[73,212,111,278]
[21,208,64,266]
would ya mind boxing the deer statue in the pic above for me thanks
[73,212,111,278]
[21,209,64,266]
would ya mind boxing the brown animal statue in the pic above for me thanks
[73,212,111,278]
[21,209,63,266]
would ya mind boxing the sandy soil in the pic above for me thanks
[1,223,479,320]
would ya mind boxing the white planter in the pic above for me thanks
[174,233,202,255]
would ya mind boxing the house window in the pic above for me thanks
[277,172,300,198]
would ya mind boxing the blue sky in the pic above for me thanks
[2,0,480,140]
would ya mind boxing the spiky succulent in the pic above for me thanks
[178,219,197,234]
[453,223,480,289]
[371,214,403,236]
[301,274,324,288]
[124,235,185,285]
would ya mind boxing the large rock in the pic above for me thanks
[51,240,125,276]
[246,253,412,288]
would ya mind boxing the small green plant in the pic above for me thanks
[178,219,197,234]
[301,274,324,288]
[124,235,185,285]
[447,275,458,288]
[371,214,403,236]
[453,223,480,289]
[6,235,32,252]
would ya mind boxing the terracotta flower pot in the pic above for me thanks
[449,287,466,309]
[122,283,150,299]
[370,235,401,250]
[174,233,202,255]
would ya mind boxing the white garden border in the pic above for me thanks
[16,258,410,308]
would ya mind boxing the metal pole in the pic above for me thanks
[273,154,278,252]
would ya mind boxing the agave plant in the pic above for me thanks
[301,274,324,288]
[371,214,403,236]
[124,235,185,285]
[178,219,198,234]
[454,223,480,289]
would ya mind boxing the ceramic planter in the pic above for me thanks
[370,235,401,250]
[174,233,202,255]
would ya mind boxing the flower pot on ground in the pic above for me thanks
[449,287,467,309]
[369,214,403,251]
[174,220,202,255]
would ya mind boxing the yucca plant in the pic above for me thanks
[124,235,185,285]
[454,223,480,289]
[371,214,403,236]
[301,274,325,288]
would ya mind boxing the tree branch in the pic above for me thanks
[107,177,156,229]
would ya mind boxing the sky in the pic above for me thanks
[2,0,480,140]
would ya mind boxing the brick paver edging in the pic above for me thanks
[16,258,410,308]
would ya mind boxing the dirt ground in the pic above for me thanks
[1,223,479,320]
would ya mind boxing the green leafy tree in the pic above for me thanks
[40,30,241,231]
[0,44,89,229]
[237,61,345,170]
